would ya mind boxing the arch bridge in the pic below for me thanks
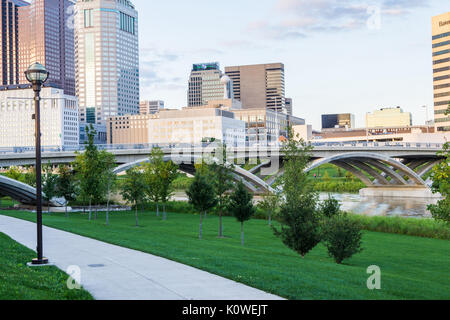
[0,143,444,204]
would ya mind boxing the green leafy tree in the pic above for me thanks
[159,160,179,220]
[319,195,341,218]
[209,144,235,237]
[73,124,116,220]
[42,163,58,213]
[227,181,255,246]
[56,165,77,217]
[186,173,218,239]
[143,148,164,217]
[5,166,22,181]
[23,166,36,187]
[258,190,281,226]
[322,214,363,264]
[120,167,147,227]
[428,140,450,224]
[273,127,321,258]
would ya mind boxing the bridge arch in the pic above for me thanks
[113,154,274,193]
[305,152,427,187]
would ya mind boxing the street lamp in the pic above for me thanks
[25,62,49,266]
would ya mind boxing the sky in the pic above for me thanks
[134,0,449,130]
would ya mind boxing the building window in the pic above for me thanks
[84,9,94,28]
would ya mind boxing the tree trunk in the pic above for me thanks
[106,186,111,226]
[269,212,272,226]
[163,203,166,220]
[135,203,139,227]
[241,222,244,246]
[106,196,110,226]
[95,207,97,220]
[199,211,203,239]
[89,199,92,221]
[219,206,223,237]
[156,202,159,217]
[65,205,68,218]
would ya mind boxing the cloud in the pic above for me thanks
[139,47,186,95]
[249,0,430,39]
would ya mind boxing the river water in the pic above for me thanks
[173,192,440,219]
[318,193,440,219]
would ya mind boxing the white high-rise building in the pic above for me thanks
[74,0,139,125]
[0,86,79,148]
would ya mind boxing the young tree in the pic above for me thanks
[143,148,164,217]
[120,166,146,227]
[428,141,450,224]
[272,127,321,258]
[42,163,58,213]
[258,190,280,226]
[322,214,363,264]
[208,144,235,237]
[227,181,255,246]
[319,195,341,218]
[159,160,179,220]
[186,173,218,239]
[73,124,116,220]
[56,164,77,217]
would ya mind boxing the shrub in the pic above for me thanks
[322,214,363,264]
[319,196,341,218]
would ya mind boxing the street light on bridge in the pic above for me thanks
[25,62,49,266]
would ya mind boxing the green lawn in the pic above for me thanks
[1,209,449,300]
[0,232,93,300]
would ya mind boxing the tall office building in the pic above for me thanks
[432,12,450,132]
[18,0,75,96]
[225,63,285,112]
[187,62,232,107]
[0,0,28,86]
[75,0,139,125]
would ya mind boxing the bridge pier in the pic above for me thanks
[360,186,442,199]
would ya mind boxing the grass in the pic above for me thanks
[1,209,449,300]
[0,232,93,300]
[349,215,450,240]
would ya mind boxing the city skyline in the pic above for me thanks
[135,0,449,130]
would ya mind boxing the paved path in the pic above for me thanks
[0,215,283,300]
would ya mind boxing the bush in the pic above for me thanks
[322,214,363,264]
[319,196,341,218]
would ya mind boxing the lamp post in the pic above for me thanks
[25,62,49,266]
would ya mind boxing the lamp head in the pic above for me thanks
[24,62,49,85]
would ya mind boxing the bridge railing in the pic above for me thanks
[0,141,444,155]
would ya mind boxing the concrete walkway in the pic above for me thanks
[0,215,283,300]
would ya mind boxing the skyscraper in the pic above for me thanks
[187,62,232,107]
[225,63,285,112]
[18,0,75,95]
[75,0,139,125]
[0,0,28,86]
[432,12,450,132]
